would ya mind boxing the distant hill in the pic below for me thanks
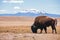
[0,12,60,18]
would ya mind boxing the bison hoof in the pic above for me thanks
[45,32,47,33]
[40,32,42,34]
[55,32,57,34]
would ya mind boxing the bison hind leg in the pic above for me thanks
[51,25,57,34]
[54,27,57,34]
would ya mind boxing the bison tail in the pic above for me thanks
[55,19,57,26]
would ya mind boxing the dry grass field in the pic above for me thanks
[0,16,60,40]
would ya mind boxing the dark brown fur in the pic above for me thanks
[31,16,57,33]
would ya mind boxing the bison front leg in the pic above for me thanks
[40,28,43,33]
[44,27,47,33]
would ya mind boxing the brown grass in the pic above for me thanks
[0,16,60,40]
[0,16,60,34]
[0,25,60,34]
[0,26,31,33]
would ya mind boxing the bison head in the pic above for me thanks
[31,25,37,33]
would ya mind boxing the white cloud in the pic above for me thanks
[14,6,20,9]
[0,9,40,14]
[17,9,40,14]
[24,9,40,13]
[19,10,29,13]
[0,10,6,12]
[30,9,39,12]
[13,6,21,13]
[2,0,24,3]
[0,10,8,14]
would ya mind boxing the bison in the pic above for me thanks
[31,16,57,33]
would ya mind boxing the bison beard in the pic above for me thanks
[31,16,57,34]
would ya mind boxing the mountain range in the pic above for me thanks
[0,11,60,18]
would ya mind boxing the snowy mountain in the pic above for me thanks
[0,10,60,18]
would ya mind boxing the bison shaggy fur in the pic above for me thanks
[31,16,57,33]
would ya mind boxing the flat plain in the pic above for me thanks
[0,16,60,40]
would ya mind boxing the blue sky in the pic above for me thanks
[0,0,60,14]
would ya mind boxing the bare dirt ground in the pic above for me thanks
[0,16,60,40]
[0,33,60,40]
